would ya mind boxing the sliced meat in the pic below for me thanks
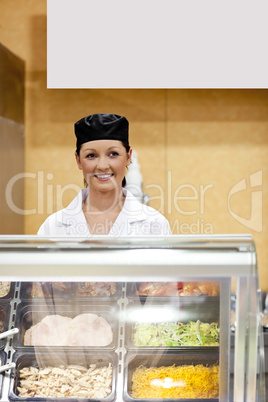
[24,313,113,347]
[67,313,113,346]
[30,315,71,346]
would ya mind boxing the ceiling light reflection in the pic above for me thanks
[128,308,177,323]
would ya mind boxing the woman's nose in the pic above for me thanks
[97,156,109,170]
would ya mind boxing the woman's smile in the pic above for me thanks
[94,173,114,181]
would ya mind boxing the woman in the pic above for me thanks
[37,113,171,236]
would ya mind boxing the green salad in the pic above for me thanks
[132,320,219,347]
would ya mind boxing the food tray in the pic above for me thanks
[124,302,220,350]
[0,282,15,301]
[73,282,122,300]
[20,282,73,302]
[123,351,219,402]
[126,282,220,305]
[9,350,118,402]
[20,282,122,302]
[0,303,11,350]
[0,351,7,399]
[13,303,119,351]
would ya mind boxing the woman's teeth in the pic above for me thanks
[95,174,113,178]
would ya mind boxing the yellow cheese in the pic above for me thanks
[131,364,219,399]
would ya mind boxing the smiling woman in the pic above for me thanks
[76,140,131,195]
[37,113,171,236]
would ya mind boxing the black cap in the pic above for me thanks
[75,113,129,150]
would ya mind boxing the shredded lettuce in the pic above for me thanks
[132,320,219,347]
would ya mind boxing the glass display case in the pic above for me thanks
[0,235,265,401]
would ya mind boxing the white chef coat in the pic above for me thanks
[37,188,172,236]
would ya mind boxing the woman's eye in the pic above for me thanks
[109,151,119,157]
[86,153,95,159]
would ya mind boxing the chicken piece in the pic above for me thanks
[136,282,166,296]
[0,306,5,333]
[136,282,183,296]
[196,281,220,296]
[0,282,11,297]
[51,282,73,293]
[75,282,116,296]
[30,282,51,298]
[179,282,201,296]
[179,281,220,296]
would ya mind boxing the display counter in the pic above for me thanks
[0,235,265,401]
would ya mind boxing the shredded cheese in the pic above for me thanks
[131,364,219,399]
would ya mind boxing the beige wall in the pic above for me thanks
[1,1,268,288]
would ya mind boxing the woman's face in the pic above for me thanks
[75,140,132,193]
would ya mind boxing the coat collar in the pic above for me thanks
[60,188,148,233]
[120,187,148,223]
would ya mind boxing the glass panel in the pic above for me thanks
[0,236,265,401]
